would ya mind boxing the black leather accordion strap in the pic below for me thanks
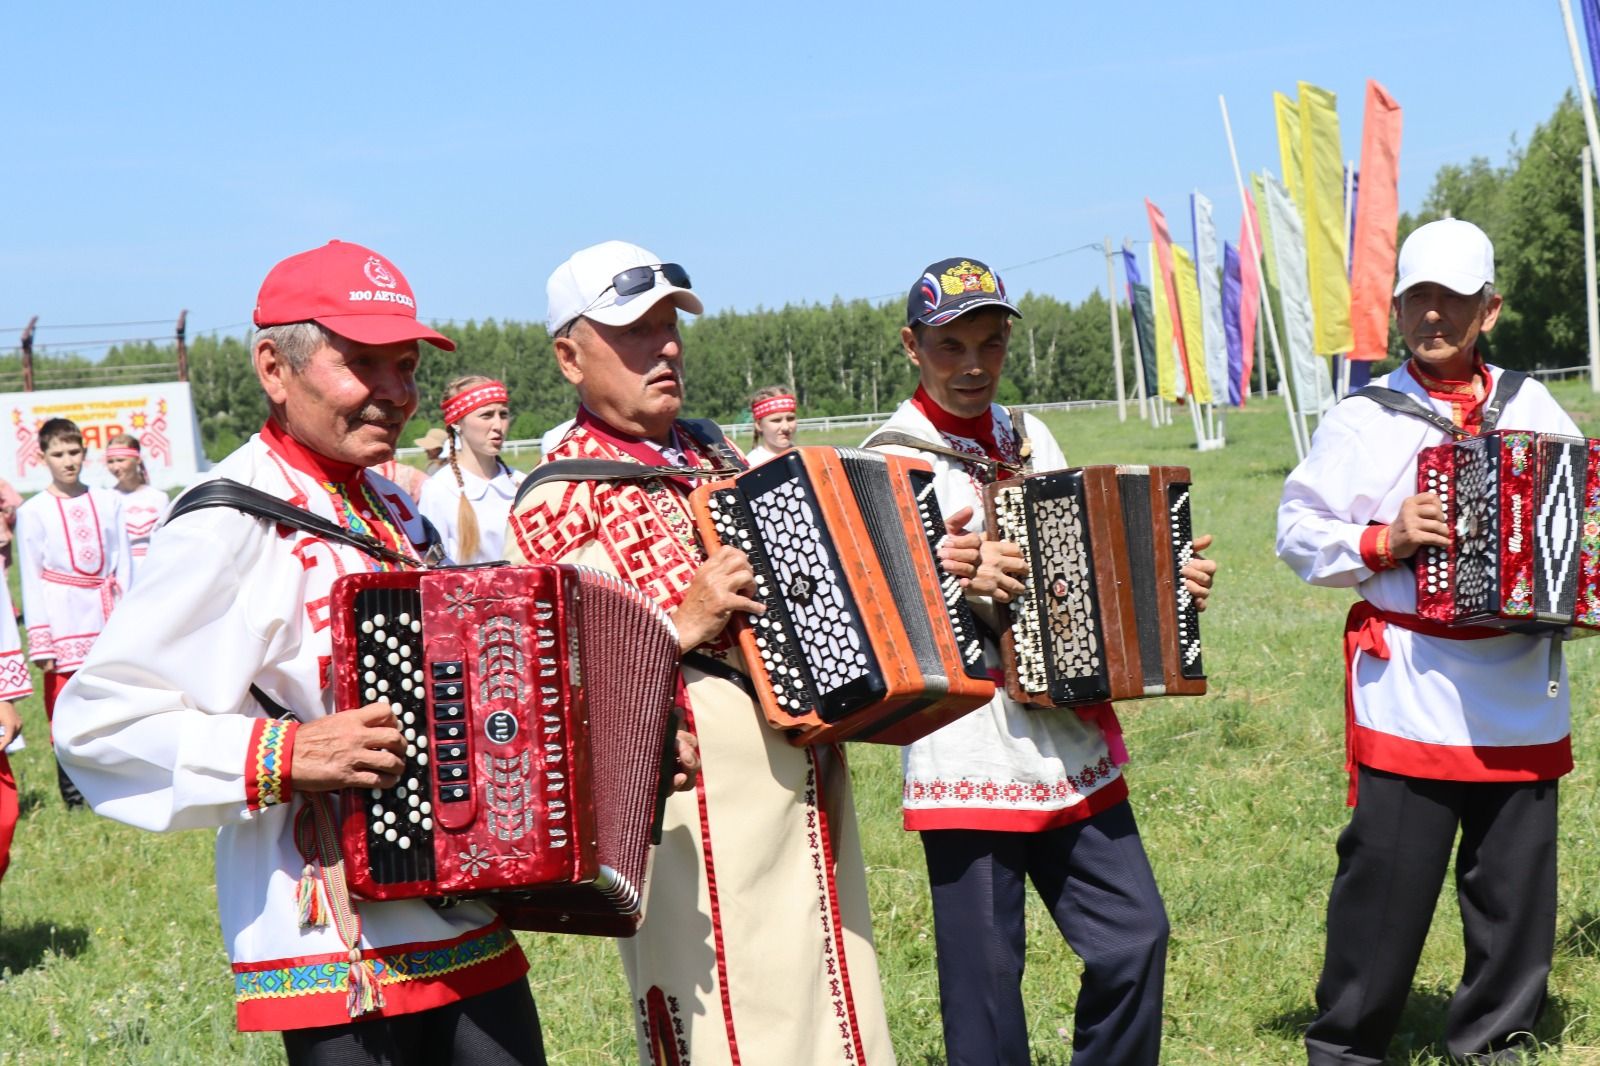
[166,478,425,569]
[512,458,743,509]
[860,431,1025,478]
[677,417,750,473]
[1348,369,1528,440]
[683,650,755,700]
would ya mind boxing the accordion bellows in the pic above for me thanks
[331,563,680,937]
[983,465,1206,707]
[1416,430,1600,632]
[690,447,995,746]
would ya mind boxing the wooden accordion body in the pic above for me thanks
[330,562,681,937]
[1416,430,1600,633]
[982,465,1205,707]
[689,446,995,746]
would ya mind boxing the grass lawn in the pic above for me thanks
[8,382,1600,1064]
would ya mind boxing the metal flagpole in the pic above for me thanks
[1586,145,1599,392]
[1221,93,1307,461]
[1561,0,1600,198]
[1339,160,1355,398]
[1103,237,1128,421]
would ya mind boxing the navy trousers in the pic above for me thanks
[281,978,546,1066]
[1304,767,1557,1066]
[920,800,1169,1066]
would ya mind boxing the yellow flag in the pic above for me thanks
[1150,243,1179,401]
[1170,246,1213,404]
[1299,81,1353,353]
[1274,91,1305,208]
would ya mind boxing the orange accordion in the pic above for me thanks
[689,447,995,746]
[330,562,680,937]
[982,465,1206,707]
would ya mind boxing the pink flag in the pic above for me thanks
[1145,199,1194,395]
[1348,80,1402,360]
[1238,189,1261,404]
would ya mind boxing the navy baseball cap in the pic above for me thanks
[906,257,1022,327]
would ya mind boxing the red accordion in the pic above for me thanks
[689,447,995,747]
[982,465,1206,707]
[1416,430,1600,632]
[330,562,681,936]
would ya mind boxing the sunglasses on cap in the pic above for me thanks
[583,263,692,314]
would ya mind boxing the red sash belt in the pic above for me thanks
[1341,601,1501,805]
[42,567,120,622]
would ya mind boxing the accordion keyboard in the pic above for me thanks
[351,587,438,885]
[908,469,987,674]
[991,482,1049,694]
[1168,484,1204,675]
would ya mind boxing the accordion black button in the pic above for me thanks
[437,741,467,761]
[435,723,465,742]
[431,661,464,680]
[433,681,464,700]
[434,701,465,721]
[437,762,468,782]
[439,783,469,803]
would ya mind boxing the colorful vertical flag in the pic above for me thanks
[1238,190,1262,405]
[1583,0,1600,99]
[1149,243,1180,401]
[1145,199,1195,396]
[1170,245,1214,405]
[1192,191,1231,405]
[1122,246,1158,398]
[1298,81,1353,354]
[1348,79,1403,361]
[1274,91,1306,207]
[1263,171,1334,414]
[1223,242,1245,406]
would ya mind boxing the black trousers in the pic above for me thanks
[281,978,546,1066]
[920,800,1169,1066]
[1305,767,1557,1066]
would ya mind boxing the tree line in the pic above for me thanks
[5,93,1591,461]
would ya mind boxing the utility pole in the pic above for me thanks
[176,310,189,382]
[20,316,36,392]
[1104,237,1127,422]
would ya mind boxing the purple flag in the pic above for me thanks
[1584,0,1600,101]
[1121,247,1158,396]
[1222,241,1245,406]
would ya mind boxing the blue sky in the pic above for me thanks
[0,2,1582,353]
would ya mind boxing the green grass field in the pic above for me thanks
[10,383,1600,1064]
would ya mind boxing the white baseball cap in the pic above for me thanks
[545,240,704,334]
[1394,219,1495,298]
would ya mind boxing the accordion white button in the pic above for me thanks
[387,653,399,666]
[373,629,386,644]
[361,621,374,635]
[384,828,397,842]
[364,688,377,701]
[383,810,395,824]
[370,788,383,799]
[387,637,399,650]
[417,752,429,766]
[362,655,375,668]
[410,620,421,633]
[397,836,411,850]
[373,614,386,627]
[400,645,413,659]
[363,671,376,683]
[421,801,432,814]
[422,818,433,831]
[408,810,420,822]
[371,803,383,817]
[398,613,410,626]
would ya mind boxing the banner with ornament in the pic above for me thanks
[3,381,207,493]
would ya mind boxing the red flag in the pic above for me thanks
[1349,80,1402,360]
[1145,199,1194,394]
[1238,189,1261,404]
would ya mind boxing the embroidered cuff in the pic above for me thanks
[245,718,297,811]
[1358,524,1399,572]
[25,624,53,661]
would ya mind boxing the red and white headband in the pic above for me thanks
[441,381,509,426]
[105,446,141,460]
[751,394,796,421]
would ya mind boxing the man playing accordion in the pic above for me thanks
[52,241,547,1065]
[866,257,1216,1066]
[1278,219,1582,1065]
[504,240,895,1066]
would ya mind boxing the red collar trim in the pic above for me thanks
[911,385,1001,460]
[574,406,694,469]
[260,419,363,485]
[1406,356,1489,402]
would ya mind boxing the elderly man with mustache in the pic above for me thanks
[504,241,896,1066]
[53,241,548,1066]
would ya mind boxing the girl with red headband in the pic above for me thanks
[745,385,798,466]
[417,375,517,564]
[105,433,171,585]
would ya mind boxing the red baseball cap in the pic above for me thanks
[253,239,457,351]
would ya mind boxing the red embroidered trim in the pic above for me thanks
[904,777,1130,832]
[1358,524,1398,572]
[810,750,867,1065]
[688,702,742,1063]
[440,382,509,426]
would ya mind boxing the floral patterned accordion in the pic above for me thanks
[981,465,1206,707]
[689,446,995,746]
[1415,431,1600,632]
[330,562,681,937]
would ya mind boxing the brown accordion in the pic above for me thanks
[689,446,995,746]
[330,562,681,937]
[1416,430,1600,632]
[982,465,1205,707]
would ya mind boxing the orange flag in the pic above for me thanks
[1349,80,1403,360]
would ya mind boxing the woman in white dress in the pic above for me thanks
[417,376,518,564]
[105,433,171,585]
[743,385,798,466]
